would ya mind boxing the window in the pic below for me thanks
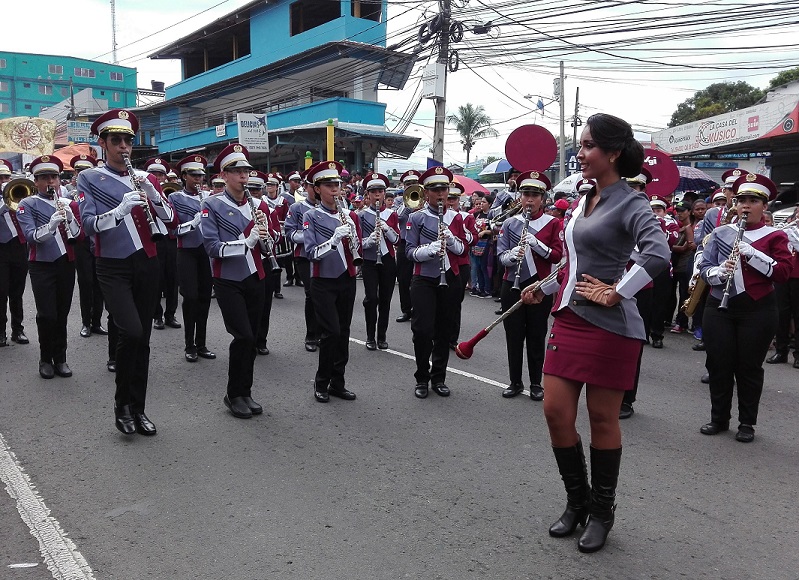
[113,92,120,102]
[0,103,8,113]
[0,59,6,69]
[290,0,340,36]
[110,71,124,81]
[74,68,95,78]
[39,85,52,95]
[100,91,105,96]
[310,87,347,102]
[60,87,69,97]
[0,81,7,92]
[353,0,381,22]
[23,83,30,88]
[24,104,31,110]
[48,64,63,75]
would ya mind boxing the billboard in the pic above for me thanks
[236,113,269,152]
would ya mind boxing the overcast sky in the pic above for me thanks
[4,0,797,170]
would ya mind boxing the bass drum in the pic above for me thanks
[274,221,294,258]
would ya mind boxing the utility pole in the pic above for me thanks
[432,0,450,165]
[572,86,581,171]
[558,61,566,183]
[110,0,118,64]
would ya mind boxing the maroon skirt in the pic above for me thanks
[542,308,643,391]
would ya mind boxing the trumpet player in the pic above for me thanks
[496,171,562,401]
[445,181,478,350]
[78,109,175,435]
[16,156,82,379]
[394,169,423,323]
[0,158,30,348]
[359,172,399,351]
[303,161,362,403]
[170,154,216,363]
[406,167,467,399]
[263,173,290,297]
[698,174,792,443]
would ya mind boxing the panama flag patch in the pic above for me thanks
[201,208,209,218]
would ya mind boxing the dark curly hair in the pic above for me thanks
[584,114,644,178]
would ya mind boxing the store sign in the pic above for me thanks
[236,113,269,152]
[652,95,799,155]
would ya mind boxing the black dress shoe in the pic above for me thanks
[692,341,705,351]
[114,405,136,435]
[305,341,317,352]
[495,308,503,315]
[274,292,284,299]
[107,359,116,373]
[314,390,330,403]
[502,382,524,398]
[53,362,72,378]
[700,421,729,435]
[80,325,92,338]
[329,387,356,400]
[529,384,544,401]
[414,384,428,399]
[11,331,29,344]
[165,317,182,329]
[431,383,450,397]
[619,402,634,419]
[283,279,294,287]
[197,347,216,359]
[766,352,788,364]
[185,348,198,362]
[493,296,502,302]
[242,396,263,414]
[793,358,799,369]
[39,361,55,379]
[395,312,412,323]
[153,317,165,330]
[0,335,7,347]
[257,345,270,355]
[377,340,389,350]
[365,339,377,351]
[735,424,755,443]
[651,338,663,349]
[449,341,458,351]
[90,325,108,335]
[224,395,253,418]
[295,279,304,287]
[134,413,157,436]
[700,373,710,384]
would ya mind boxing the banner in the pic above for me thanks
[236,113,269,153]
[652,95,799,156]
[0,117,56,156]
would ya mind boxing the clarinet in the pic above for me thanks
[244,190,281,272]
[336,196,363,266]
[718,211,749,311]
[48,186,76,244]
[373,202,383,266]
[437,200,448,287]
[121,154,164,241]
[512,209,531,291]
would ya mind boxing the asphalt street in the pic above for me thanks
[1,280,798,579]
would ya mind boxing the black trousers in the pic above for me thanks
[96,250,160,413]
[29,256,75,364]
[650,270,671,339]
[0,239,27,335]
[278,254,295,284]
[624,286,653,406]
[214,274,265,398]
[395,240,413,315]
[773,278,799,355]
[74,240,104,327]
[257,265,278,349]
[294,257,318,342]
[670,270,691,329]
[500,278,552,386]
[450,263,470,344]
[177,246,213,350]
[703,292,777,426]
[361,255,397,341]
[410,272,460,385]
[154,237,179,320]
[107,313,118,362]
[310,273,356,392]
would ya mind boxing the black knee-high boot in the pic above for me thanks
[549,439,591,537]
[578,446,622,553]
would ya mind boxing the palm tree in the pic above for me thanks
[446,103,499,164]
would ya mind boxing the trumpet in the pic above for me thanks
[402,184,424,211]
[243,189,281,272]
[718,211,749,311]
[48,186,76,244]
[490,197,522,229]
[121,154,164,241]
[335,195,363,266]
[512,209,531,292]
[437,200,447,287]
[3,177,35,212]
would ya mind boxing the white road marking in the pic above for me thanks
[0,433,96,580]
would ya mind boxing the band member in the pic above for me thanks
[211,175,226,195]
[395,169,422,323]
[359,172,400,350]
[489,168,521,215]
[406,166,467,399]
[496,171,562,401]
[446,181,478,349]
[70,154,108,339]
[263,173,290,296]
[16,156,82,378]
[78,109,174,435]
[303,161,361,402]
[0,159,29,347]
[201,144,277,419]
[170,154,216,363]
[522,114,670,552]
[699,173,791,443]
[286,171,305,202]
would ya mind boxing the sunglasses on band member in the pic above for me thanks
[107,135,134,145]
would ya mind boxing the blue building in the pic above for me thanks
[0,52,137,120]
[143,0,418,172]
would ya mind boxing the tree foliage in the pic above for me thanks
[446,103,499,164]
[667,81,763,127]
[768,67,799,90]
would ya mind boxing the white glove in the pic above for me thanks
[368,230,379,243]
[427,239,445,257]
[139,177,161,202]
[333,223,351,244]
[510,245,525,262]
[786,226,799,248]
[113,191,147,220]
[736,241,755,258]
[720,259,736,279]
[245,227,262,249]
[380,221,392,233]
[253,209,266,224]
[62,204,75,223]
[47,210,66,233]
[190,212,202,228]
